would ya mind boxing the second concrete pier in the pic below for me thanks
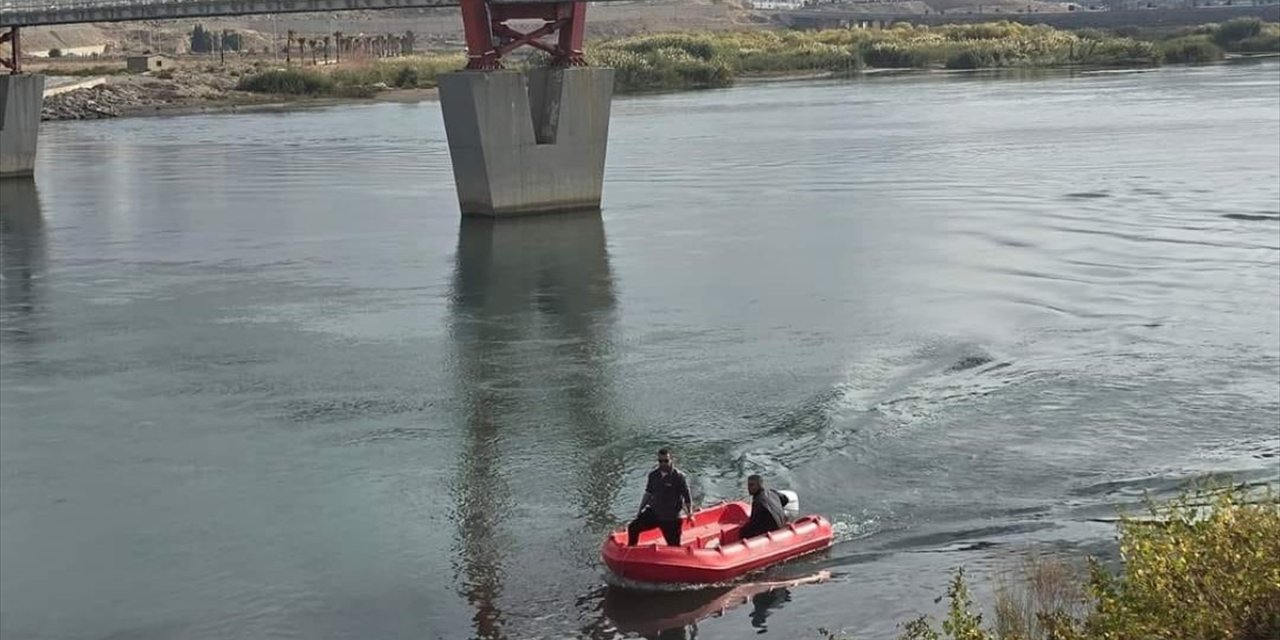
[0,75,45,179]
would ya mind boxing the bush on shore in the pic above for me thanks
[1159,36,1224,64]
[1102,19,1280,56]
[235,54,465,98]
[328,55,465,89]
[1213,17,1265,48]
[1162,18,1280,54]
[821,486,1280,640]
[587,22,1175,93]
[236,69,334,95]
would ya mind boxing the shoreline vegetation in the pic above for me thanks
[230,18,1280,97]
[822,485,1280,640]
[37,18,1280,120]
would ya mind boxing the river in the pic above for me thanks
[2,61,1278,640]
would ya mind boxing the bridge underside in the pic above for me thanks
[0,0,633,28]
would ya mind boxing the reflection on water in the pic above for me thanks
[749,587,790,632]
[0,179,45,345]
[600,571,828,638]
[448,212,620,639]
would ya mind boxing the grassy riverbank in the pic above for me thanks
[235,55,465,97]
[821,486,1280,640]
[230,19,1280,100]
[588,18,1280,92]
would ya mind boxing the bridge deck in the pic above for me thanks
[1,0,630,28]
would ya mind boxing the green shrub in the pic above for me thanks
[736,45,863,75]
[884,487,1280,640]
[615,34,720,61]
[1076,38,1160,66]
[861,42,939,68]
[945,49,984,70]
[1159,36,1224,64]
[1073,489,1280,640]
[587,45,733,92]
[48,48,63,58]
[1214,17,1264,47]
[1235,31,1280,53]
[393,65,420,88]
[236,69,334,95]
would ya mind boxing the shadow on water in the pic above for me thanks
[447,212,623,639]
[0,179,46,346]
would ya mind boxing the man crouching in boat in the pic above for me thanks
[628,448,694,546]
[739,474,789,541]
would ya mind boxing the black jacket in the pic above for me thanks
[644,467,691,521]
[746,488,789,534]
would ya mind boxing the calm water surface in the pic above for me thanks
[2,61,1278,640]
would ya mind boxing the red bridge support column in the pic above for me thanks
[441,0,612,216]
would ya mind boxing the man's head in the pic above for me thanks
[657,448,672,471]
[747,474,763,496]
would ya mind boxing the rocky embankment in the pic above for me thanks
[41,73,257,121]
[43,84,149,120]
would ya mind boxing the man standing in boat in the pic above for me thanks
[627,448,694,546]
[739,474,789,540]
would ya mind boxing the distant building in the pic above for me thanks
[126,54,173,73]
[752,0,807,9]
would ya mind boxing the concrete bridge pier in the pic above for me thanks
[439,67,614,217]
[0,74,45,179]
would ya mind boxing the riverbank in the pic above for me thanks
[589,18,1280,92]
[40,72,441,121]
[824,486,1280,640]
[36,18,1280,121]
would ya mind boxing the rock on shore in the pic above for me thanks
[41,74,247,121]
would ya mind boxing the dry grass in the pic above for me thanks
[993,554,1088,640]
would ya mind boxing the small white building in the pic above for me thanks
[126,54,174,73]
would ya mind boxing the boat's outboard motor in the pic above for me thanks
[779,490,799,523]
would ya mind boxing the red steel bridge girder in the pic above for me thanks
[460,0,586,70]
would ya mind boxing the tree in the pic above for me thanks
[190,24,214,53]
[48,48,63,58]
[220,30,242,52]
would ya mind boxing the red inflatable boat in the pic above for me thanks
[601,502,834,584]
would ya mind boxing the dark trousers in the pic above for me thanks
[739,522,766,541]
[628,510,682,546]
[739,515,780,542]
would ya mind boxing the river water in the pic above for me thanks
[2,61,1278,640]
